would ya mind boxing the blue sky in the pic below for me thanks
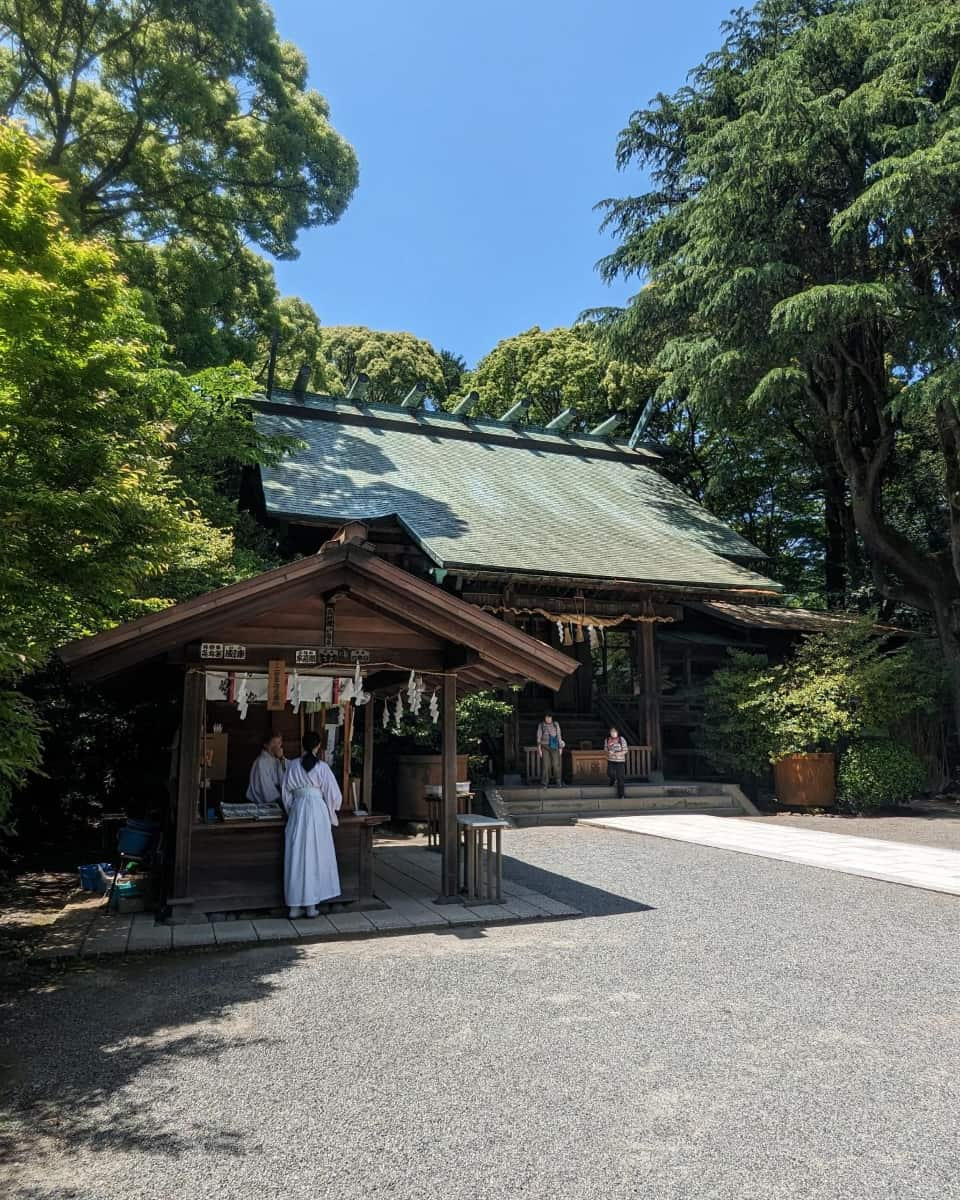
[269,0,737,366]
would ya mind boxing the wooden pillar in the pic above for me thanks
[640,622,663,775]
[172,670,204,899]
[439,673,459,899]
[341,702,354,812]
[362,698,374,811]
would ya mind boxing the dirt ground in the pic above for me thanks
[746,808,960,850]
[0,870,90,961]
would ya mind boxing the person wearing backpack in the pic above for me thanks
[536,713,565,787]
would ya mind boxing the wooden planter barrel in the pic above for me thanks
[394,754,470,820]
[773,752,835,808]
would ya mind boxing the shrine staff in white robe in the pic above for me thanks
[246,732,287,810]
[281,731,342,918]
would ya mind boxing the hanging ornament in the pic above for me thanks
[382,699,389,729]
[587,625,598,650]
[429,689,439,723]
[410,674,424,716]
[406,668,417,709]
[394,692,404,732]
[557,620,566,645]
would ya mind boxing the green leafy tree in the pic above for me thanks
[602,0,960,728]
[701,621,943,779]
[0,126,229,816]
[318,325,447,405]
[126,241,281,373]
[438,349,468,401]
[0,0,358,258]
[465,325,649,426]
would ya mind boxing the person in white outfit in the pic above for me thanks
[281,730,342,919]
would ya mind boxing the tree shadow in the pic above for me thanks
[0,943,306,1180]
[260,422,470,544]
[500,854,655,918]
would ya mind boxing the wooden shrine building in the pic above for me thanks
[60,530,577,917]
[247,388,785,781]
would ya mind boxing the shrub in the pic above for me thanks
[701,620,945,782]
[836,741,926,812]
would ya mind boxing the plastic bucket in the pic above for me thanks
[78,864,101,891]
[117,826,153,856]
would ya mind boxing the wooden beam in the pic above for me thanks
[172,670,204,899]
[440,673,459,899]
[362,699,374,811]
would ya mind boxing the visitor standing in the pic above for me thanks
[604,727,628,798]
[536,713,564,786]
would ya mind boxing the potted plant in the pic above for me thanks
[701,622,943,808]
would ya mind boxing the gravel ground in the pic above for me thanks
[2,825,959,1200]
[745,810,960,850]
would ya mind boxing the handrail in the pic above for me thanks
[595,690,642,745]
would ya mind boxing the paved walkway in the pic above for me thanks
[582,813,960,896]
[31,845,580,961]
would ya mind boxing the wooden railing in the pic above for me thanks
[522,744,652,783]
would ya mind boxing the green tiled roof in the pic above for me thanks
[255,392,782,593]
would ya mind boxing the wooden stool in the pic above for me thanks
[425,788,473,851]
[456,814,509,903]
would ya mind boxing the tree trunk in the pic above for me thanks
[823,488,847,609]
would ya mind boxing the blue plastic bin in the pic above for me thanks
[117,826,153,856]
[78,864,101,891]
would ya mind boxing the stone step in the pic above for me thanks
[497,780,749,825]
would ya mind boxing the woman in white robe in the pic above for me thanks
[281,732,342,918]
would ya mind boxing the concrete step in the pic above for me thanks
[497,780,750,825]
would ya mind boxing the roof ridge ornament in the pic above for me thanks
[345,373,369,402]
[501,399,529,424]
[590,413,622,438]
[400,380,428,409]
[451,390,479,416]
[545,407,577,432]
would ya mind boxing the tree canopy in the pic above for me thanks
[601,0,960,724]
[0,0,358,258]
[316,325,449,405]
[464,325,650,426]
[0,126,292,819]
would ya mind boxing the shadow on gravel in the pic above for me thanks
[0,943,306,1179]
[501,854,655,918]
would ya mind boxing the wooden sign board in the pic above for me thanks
[267,659,287,711]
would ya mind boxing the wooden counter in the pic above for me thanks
[183,813,389,915]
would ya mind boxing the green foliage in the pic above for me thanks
[0,125,199,654]
[599,0,960,645]
[836,741,927,812]
[701,621,944,778]
[318,326,448,405]
[463,325,650,426]
[0,0,358,259]
[0,649,44,828]
[699,650,782,778]
[0,127,282,818]
[455,691,513,753]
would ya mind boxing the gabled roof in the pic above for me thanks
[254,391,782,594]
[59,540,579,690]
